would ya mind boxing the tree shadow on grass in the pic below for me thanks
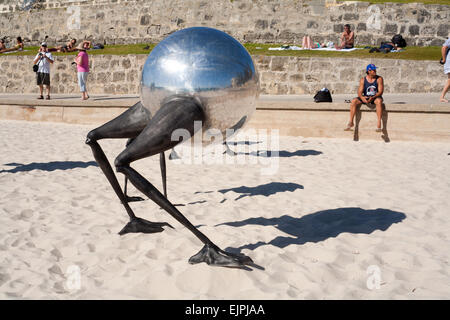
[216,207,406,253]
[0,161,98,173]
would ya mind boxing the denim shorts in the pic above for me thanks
[77,72,88,92]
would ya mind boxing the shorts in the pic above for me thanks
[36,72,50,86]
[355,96,383,106]
[77,72,89,92]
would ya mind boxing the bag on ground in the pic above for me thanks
[313,88,332,103]
[392,34,407,48]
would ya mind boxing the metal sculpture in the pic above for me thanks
[86,27,259,268]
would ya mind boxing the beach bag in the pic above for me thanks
[392,34,407,48]
[313,88,332,103]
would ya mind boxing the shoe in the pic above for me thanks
[375,127,382,133]
[37,95,44,99]
[344,123,354,131]
[46,95,50,100]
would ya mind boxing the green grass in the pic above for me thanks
[5,43,442,61]
[338,0,450,4]
[245,44,442,61]
[9,43,156,56]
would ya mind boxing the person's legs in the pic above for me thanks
[440,73,450,102]
[78,72,87,99]
[43,73,50,99]
[345,98,362,130]
[37,73,44,98]
[374,98,383,130]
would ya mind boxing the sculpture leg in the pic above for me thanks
[115,96,254,268]
[85,101,172,235]
[160,152,167,198]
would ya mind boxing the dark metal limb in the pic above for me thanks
[86,101,170,234]
[114,96,253,268]
[160,152,167,198]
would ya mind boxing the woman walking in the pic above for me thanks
[75,42,90,100]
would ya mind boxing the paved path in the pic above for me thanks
[0,93,448,112]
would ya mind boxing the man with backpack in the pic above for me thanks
[33,42,54,100]
[344,64,384,133]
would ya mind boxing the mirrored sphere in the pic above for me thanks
[140,27,259,143]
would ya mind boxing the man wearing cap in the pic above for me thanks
[345,63,384,132]
[33,42,54,100]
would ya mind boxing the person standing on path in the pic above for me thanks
[75,42,90,100]
[33,42,54,100]
[440,37,450,103]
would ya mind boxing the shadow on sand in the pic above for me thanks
[216,207,406,253]
[218,182,304,201]
[0,161,98,173]
[234,150,322,158]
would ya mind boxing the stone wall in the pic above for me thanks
[0,54,444,95]
[0,0,448,48]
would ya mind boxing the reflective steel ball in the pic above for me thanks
[140,27,259,142]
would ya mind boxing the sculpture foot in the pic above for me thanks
[188,243,253,269]
[125,195,145,202]
[118,217,173,235]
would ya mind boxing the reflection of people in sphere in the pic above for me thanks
[440,37,450,103]
[345,64,384,132]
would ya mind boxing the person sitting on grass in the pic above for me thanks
[48,38,77,53]
[335,24,354,50]
[344,64,384,133]
[302,36,322,49]
[0,37,24,53]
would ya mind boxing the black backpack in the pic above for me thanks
[313,88,332,103]
[392,34,407,48]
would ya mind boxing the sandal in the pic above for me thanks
[344,123,354,131]
[37,95,44,99]
[375,128,382,133]
[46,95,50,100]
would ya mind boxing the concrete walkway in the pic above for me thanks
[0,92,449,142]
[0,93,448,111]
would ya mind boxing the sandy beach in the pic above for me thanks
[0,119,449,299]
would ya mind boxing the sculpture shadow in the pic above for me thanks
[218,182,304,201]
[236,149,322,158]
[217,207,406,253]
[227,141,261,146]
[0,161,98,173]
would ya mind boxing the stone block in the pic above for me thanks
[408,25,420,36]
[394,82,409,93]
[384,24,398,35]
[113,71,125,82]
[339,68,357,82]
[307,21,318,29]
[343,13,359,21]
[270,57,286,72]
[122,59,131,69]
[357,23,366,32]
[289,74,304,83]
[255,19,268,30]
[437,24,449,37]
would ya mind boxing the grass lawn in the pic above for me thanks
[341,0,450,4]
[6,43,442,61]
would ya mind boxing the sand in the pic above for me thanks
[0,119,449,299]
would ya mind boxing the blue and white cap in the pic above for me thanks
[366,63,377,71]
